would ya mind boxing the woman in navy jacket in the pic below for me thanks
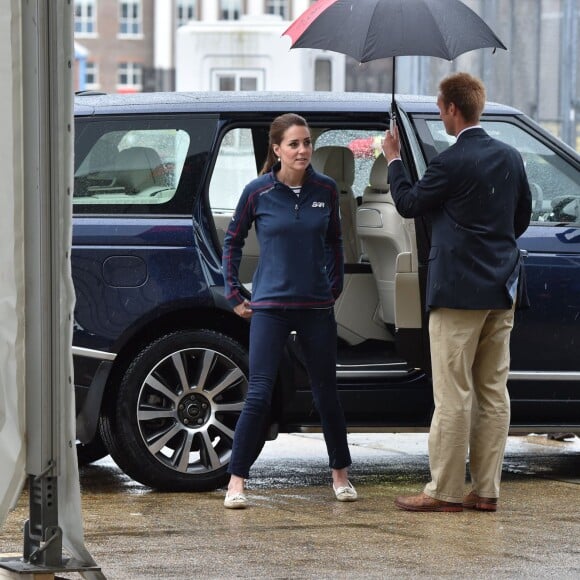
[221,113,356,508]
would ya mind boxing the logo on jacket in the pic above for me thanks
[312,201,326,208]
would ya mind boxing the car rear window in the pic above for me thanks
[74,116,218,215]
[74,129,190,205]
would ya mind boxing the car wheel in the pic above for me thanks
[76,432,109,466]
[101,329,250,491]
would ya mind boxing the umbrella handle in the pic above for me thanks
[390,103,398,136]
[390,56,397,135]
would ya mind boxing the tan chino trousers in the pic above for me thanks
[424,305,515,503]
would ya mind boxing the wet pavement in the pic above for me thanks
[1,433,579,579]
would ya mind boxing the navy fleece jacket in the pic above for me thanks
[222,162,344,309]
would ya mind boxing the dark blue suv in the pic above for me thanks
[73,92,580,491]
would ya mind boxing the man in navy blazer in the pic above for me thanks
[383,72,532,512]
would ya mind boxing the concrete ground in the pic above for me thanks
[1,433,579,579]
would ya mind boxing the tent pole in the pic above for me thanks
[0,1,102,576]
[20,0,62,567]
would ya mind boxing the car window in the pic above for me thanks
[208,126,387,213]
[74,116,218,215]
[316,129,385,199]
[209,128,258,211]
[74,129,190,206]
[425,120,580,225]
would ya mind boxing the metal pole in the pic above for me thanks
[20,0,62,565]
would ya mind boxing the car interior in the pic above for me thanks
[73,129,189,205]
[209,125,420,367]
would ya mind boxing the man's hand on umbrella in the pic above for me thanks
[382,122,401,163]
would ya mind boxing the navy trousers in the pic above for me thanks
[228,308,351,478]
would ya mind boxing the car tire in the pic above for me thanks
[100,329,252,491]
[76,432,109,466]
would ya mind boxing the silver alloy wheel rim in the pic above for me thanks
[136,347,248,475]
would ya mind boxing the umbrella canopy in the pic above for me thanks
[283,0,506,112]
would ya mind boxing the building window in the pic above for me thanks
[218,76,236,91]
[177,1,197,26]
[85,61,99,89]
[212,70,263,91]
[219,0,241,20]
[239,76,258,91]
[74,0,96,35]
[265,0,288,19]
[314,59,332,91]
[119,0,142,36]
[117,62,143,92]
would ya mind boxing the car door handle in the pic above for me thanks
[520,249,529,258]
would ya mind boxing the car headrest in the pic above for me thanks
[366,155,390,194]
[311,146,355,187]
[115,146,163,194]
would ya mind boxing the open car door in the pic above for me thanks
[389,108,431,372]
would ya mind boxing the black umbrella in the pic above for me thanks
[283,0,506,116]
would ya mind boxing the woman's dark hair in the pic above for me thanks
[259,113,309,175]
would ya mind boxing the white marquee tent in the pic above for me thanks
[0,1,100,577]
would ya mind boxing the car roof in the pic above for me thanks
[74,91,521,117]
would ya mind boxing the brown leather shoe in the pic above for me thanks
[395,492,463,512]
[463,491,498,512]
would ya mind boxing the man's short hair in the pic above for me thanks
[438,72,486,124]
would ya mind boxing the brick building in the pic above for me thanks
[74,0,313,93]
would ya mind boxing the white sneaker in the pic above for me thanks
[224,491,248,509]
